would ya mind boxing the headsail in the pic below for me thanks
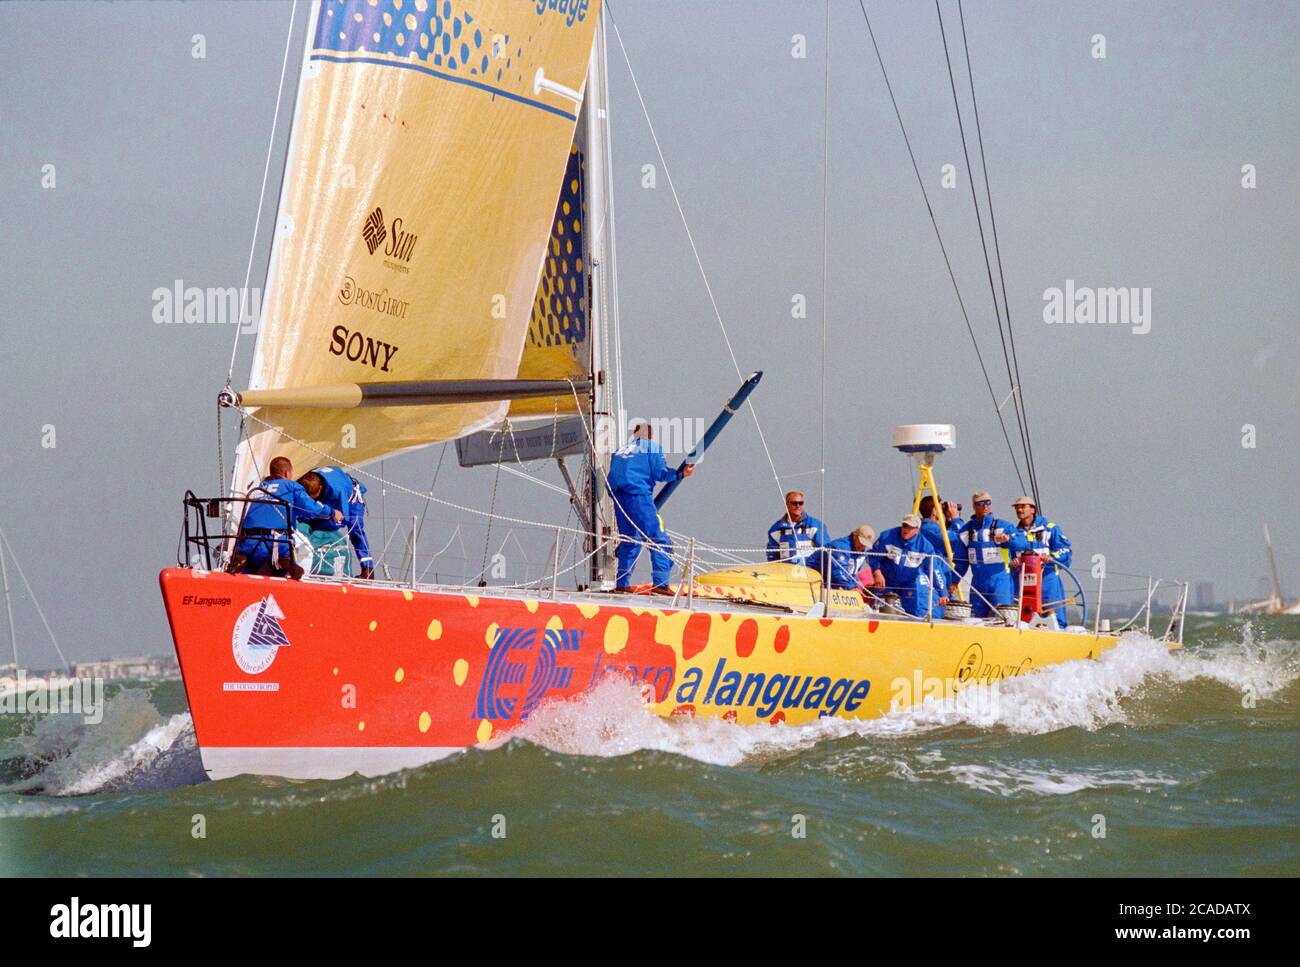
[232,0,601,492]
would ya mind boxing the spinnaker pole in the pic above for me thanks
[654,371,763,510]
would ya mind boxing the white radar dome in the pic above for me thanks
[891,424,956,453]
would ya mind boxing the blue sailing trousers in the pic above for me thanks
[613,491,673,588]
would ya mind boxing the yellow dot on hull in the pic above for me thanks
[358,721,366,732]
[577,603,600,618]
[332,667,339,676]
[465,595,480,608]
[368,620,377,631]
[394,668,405,683]
[418,711,431,733]
[427,618,443,641]
[453,658,469,685]
[545,615,563,631]
[604,615,629,654]
[524,599,539,613]
[402,590,414,601]
[477,719,493,743]
[486,623,500,647]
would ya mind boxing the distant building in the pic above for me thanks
[71,655,179,681]
[1193,582,1215,611]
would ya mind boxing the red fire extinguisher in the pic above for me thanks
[1019,553,1043,624]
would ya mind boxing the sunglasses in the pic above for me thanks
[974,500,992,507]
[787,500,804,506]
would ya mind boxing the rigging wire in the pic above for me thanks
[820,0,830,522]
[0,527,69,669]
[605,1,787,507]
[226,0,299,387]
[955,0,1042,507]
[855,0,1027,492]
[934,0,1035,502]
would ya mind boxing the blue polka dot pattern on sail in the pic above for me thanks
[528,146,588,350]
[314,0,544,81]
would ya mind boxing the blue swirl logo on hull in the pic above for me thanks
[475,626,584,721]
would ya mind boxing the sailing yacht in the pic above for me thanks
[0,525,73,702]
[160,0,1187,781]
[1236,522,1300,614]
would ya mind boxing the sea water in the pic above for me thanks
[1,615,1295,876]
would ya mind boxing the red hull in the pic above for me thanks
[160,568,684,778]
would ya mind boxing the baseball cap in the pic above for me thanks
[852,525,876,545]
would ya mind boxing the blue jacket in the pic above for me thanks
[871,527,953,592]
[312,466,365,517]
[766,514,827,564]
[607,438,681,496]
[1015,514,1072,573]
[310,465,373,567]
[920,519,962,564]
[955,515,1030,582]
[817,535,871,589]
[242,478,332,532]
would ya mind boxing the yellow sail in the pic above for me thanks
[234,0,600,490]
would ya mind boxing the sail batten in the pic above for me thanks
[232,0,601,492]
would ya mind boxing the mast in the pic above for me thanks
[585,8,617,589]
[0,537,17,672]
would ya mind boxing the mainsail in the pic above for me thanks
[511,142,591,418]
[232,0,601,492]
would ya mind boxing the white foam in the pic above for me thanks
[514,631,1299,768]
[11,688,204,796]
[912,761,1180,797]
[49,713,196,796]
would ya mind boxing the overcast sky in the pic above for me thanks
[1,0,1297,664]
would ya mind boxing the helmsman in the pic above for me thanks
[1011,495,1073,627]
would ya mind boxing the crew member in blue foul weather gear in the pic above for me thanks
[227,456,341,579]
[871,514,953,618]
[918,496,960,565]
[766,491,827,566]
[608,422,693,592]
[817,525,877,595]
[299,466,375,579]
[943,500,965,549]
[955,491,1029,618]
[1011,495,1073,627]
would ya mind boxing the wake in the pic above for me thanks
[513,629,1300,769]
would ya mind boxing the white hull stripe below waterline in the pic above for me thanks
[200,746,464,781]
